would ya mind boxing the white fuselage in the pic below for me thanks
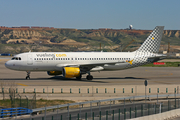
[5,51,156,72]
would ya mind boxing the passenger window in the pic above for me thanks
[42,58,43,60]
[34,58,36,60]
[39,58,41,60]
[51,58,53,60]
[19,57,21,60]
[63,58,65,60]
[90,58,91,60]
[56,58,58,60]
[75,58,77,60]
[68,58,70,60]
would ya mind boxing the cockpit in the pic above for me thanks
[11,57,21,60]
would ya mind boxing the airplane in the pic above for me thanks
[5,26,165,80]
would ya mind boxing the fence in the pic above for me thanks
[1,88,36,109]
[0,107,32,118]
[28,94,179,120]
[10,93,36,109]
[1,94,180,119]
[1,86,179,94]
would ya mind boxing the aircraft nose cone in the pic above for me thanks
[5,61,11,69]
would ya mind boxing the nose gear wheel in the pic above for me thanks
[26,71,31,79]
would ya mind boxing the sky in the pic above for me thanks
[0,0,180,30]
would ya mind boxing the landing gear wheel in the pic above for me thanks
[26,71,31,80]
[76,74,82,80]
[86,75,93,80]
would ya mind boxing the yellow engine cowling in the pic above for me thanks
[63,67,80,78]
[47,71,62,76]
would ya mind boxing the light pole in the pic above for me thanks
[144,80,148,103]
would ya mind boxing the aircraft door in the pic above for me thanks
[27,54,33,65]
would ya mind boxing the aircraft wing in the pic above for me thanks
[56,60,133,71]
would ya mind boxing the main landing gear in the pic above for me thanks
[76,74,82,80]
[76,73,93,80]
[86,75,93,80]
[86,72,93,80]
[26,71,30,79]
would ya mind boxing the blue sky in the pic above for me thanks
[0,0,179,30]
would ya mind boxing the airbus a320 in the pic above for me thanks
[5,26,165,80]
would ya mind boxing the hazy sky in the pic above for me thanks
[0,0,179,30]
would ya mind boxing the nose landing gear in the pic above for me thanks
[26,71,31,79]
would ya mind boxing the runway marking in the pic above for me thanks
[17,83,28,86]
[161,73,173,77]
[145,69,173,77]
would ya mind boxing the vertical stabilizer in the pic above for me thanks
[136,26,164,53]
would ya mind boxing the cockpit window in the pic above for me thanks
[11,57,21,60]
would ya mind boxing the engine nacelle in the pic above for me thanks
[47,71,62,76]
[63,67,80,78]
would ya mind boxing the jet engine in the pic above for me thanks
[63,67,81,78]
[47,71,62,76]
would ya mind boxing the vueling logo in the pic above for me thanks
[56,54,67,57]
[36,53,67,58]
